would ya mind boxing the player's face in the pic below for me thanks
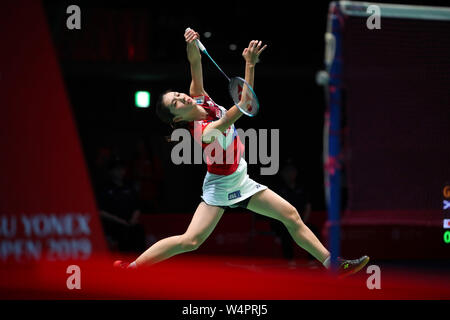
[163,91,196,119]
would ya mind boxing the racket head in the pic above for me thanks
[228,77,260,117]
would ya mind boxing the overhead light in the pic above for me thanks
[135,91,150,108]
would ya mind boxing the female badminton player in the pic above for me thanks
[115,28,369,277]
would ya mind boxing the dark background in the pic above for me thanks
[42,0,450,215]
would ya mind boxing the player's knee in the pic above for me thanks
[282,206,303,230]
[179,234,204,252]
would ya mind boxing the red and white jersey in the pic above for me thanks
[188,95,244,175]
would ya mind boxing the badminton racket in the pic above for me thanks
[186,28,260,117]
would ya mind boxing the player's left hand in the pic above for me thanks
[242,40,267,66]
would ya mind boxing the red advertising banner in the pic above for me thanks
[0,0,107,264]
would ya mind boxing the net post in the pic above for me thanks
[323,1,344,272]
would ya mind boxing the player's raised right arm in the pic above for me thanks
[185,28,207,97]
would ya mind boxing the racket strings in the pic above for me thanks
[230,77,259,116]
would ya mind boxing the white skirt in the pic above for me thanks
[201,158,267,207]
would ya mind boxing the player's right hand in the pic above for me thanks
[185,28,200,44]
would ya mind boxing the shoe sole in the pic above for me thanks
[339,255,370,278]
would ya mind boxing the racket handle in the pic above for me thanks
[185,27,206,52]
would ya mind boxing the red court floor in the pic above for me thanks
[1,255,449,300]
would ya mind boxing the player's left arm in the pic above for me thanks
[241,40,267,89]
[237,40,267,109]
[202,41,267,142]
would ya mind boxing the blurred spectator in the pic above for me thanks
[93,144,122,186]
[131,138,163,212]
[271,158,315,261]
[98,157,146,253]
[93,145,112,185]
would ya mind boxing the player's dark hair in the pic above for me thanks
[155,89,189,142]
[155,89,174,125]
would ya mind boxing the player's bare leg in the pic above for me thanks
[116,202,224,268]
[247,188,330,264]
[247,188,369,276]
